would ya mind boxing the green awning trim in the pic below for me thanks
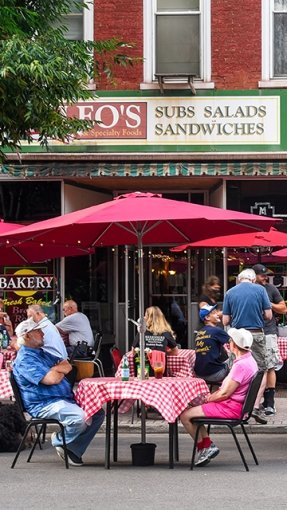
[2,161,287,178]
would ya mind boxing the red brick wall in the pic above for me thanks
[94,0,143,89]
[94,0,262,91]
[212,0,261,89]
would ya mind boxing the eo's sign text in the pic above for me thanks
[65,96,280,146]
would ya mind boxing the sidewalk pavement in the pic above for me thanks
[115,393,287,435]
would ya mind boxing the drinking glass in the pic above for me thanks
[154,361,164,379]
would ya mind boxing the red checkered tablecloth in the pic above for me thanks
[0,370,13,400]
[115,349,195,378]
[75,376,209,423]
[278,337,287,361]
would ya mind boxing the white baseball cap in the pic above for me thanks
[15,317,45,338]
[228,328,253,350]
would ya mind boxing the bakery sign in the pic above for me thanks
[0,268,55,307]
[64,95,280,146]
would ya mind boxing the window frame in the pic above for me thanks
[142,0,212,90]
[64,0,94,41]
[260,0,287,87]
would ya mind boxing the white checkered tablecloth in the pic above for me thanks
[278,337,287,361]
[115,349,195,378]
[75,376,209,423]
[0,370,13,399]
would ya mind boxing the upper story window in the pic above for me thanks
[156,0,200,75]
[62,0,94,41]
[261,0,287,85]
[143,0,211,87]
[273,0,287,77]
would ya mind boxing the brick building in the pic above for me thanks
[3,1,287,350]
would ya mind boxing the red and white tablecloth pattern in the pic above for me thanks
[115,349,196,378]
[0,370,13,400]
[278,337,287,361]
[75,376,209,423]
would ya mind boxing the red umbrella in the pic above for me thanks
[0,192,278,248]
[0,219,94,265]
[272,248,287,258]
[0,192,278,441]
[171,227,287,252]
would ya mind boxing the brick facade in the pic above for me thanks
[94,0,143,89]
[211,0,261,89]
[94,0,262,91]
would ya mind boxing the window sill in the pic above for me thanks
[258,80,287,88]
[140,81,215,91]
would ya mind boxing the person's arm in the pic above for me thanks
[167,345,179,356]
[41,359,72,385]
[165,332,179,355]
[272,299,287,315]
[41,369,65,385]
[263,308,272,321]
[53,360,72,374]
[222,314,231,326]
[206,378,239,402]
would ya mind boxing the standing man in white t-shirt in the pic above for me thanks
[56,300,94,354]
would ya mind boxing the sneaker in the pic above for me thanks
[194,444,220,467]
[208,443,220,460]
[264,406,276,416]
[251,408,268,424]
[194,448,211,467]
[55,445,83,467]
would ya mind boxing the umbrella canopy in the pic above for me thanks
[272,248,287,258]
[0,220,22,233]
[171,227,287,252]
[0,192,279,443]
[0,192,278,251]
[0,219,94,265]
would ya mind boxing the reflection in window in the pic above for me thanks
[274,0,287,77]
[156,1,200,75]
[144,0,210,83]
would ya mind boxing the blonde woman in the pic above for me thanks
[133,306,178,355]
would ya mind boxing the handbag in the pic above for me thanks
[72,341,93,359]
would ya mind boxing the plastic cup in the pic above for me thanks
[154,362,164,379]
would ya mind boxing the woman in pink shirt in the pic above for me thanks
[180,327,258,467]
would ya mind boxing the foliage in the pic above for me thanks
[0,1,136,159]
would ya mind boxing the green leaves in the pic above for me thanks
[0,1,138,161]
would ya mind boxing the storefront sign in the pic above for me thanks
[1,267,56,324]
[65,96,280,146]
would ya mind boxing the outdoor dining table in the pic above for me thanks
[116,349,196,378]
[278,337,287,361]
[0,370,13,400]
[75,375,209,469]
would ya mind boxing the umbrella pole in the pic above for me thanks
[138,234,146,443]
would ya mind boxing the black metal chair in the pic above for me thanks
[10,372,69,469]
[190,371,264,472]
[72,332,105,379]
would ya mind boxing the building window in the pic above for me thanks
[62,0,94,41]
[261,0,287,84]
[273,0,287,77]
[143,0,211,85]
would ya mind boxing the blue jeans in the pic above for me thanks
[38,400,105,458]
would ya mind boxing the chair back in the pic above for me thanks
[241,371,264,419]
[110,345,122,374]
[93,331,103,359]
[9,372,27,418]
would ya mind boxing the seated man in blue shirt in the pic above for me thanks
[194,304,230,382]
[13,318,105,467]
